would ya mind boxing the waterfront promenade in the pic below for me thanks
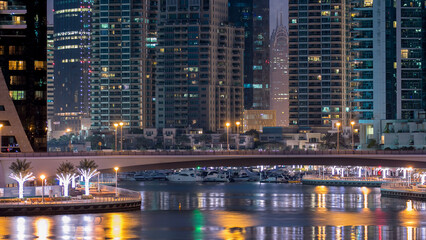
[0,185,141,216]
[381,182,426,200]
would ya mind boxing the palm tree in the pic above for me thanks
[9,159,35,199]
[56,162,78,197]
[77,159,99,195]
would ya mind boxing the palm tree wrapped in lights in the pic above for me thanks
[9,159,35,199]
[56,162,78,197]
[77,159,99,196]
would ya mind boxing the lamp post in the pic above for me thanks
[114,167,119,197]
[236,121,241,151]
[66,128,72,152]
[40,174,46,203]
[350,121,355,150]
[225,122,230,151]
[336,122,341,151]
[114,123,119,151]
[0,123,3,153]
[119,122,124,151]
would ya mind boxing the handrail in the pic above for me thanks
[2,149,426,158]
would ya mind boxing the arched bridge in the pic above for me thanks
[0,150,425,187]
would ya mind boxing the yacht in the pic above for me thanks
[203,171,229,182]
[167,170,204,182]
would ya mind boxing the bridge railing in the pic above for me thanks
[303,175,404,182]
[1,149,426,158]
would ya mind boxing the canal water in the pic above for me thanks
[1,182,425,239]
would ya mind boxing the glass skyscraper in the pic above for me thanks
[228,0,270,111]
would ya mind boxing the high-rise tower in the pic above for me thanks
[270,13,289,127]
[288,0,351,129]
[53,0,92,119]
[155,0,244,132]
[0,0,47,152]
[351,0,426,147]
[91,0,155,131]
[229,0,270,110]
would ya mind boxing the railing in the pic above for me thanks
[381,182,426,193]
[0,185,141,207]
[303,175,404,182]
[2,149,426,158]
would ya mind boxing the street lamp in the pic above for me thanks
[114,167,119,197]
[66,128,72,152]
[40,174,46,203]
[0,123,3,153]
[236,121,241,151]
[119,122,124,151]
[336,122,341,151]
[114,123,119,151]
[225,122,231,151]
[350,121,356,150]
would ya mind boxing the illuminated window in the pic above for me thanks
[363,0,373,7]
[308,56,321,62]
[9,76,25,85]
[34,61,46,70]
[0,46,3,55]
[401,49,408,59]
[321,11,330,16]
[291,19,297,24]
[9,46,24,55]
[9,91,26,100]
[0,1,7,10]
[9,61,26,70]
[12,16,24,24]
[35,91,44,100]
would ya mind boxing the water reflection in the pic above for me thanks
[0,182,425,239]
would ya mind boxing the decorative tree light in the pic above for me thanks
[77,159,99,196]
[8,159,36,199]
[56,162,78,197]
[421,174,425,185]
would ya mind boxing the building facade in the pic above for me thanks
[288,0,351,130]
[155,0,245,132]
[270,13,289,127]
[53,0,92,119]
[91,0,155,132]
[47,25,54,124]
[229,0,270,110]
[243,110,276,133]
[351,0,426,147]
[0,0,47,152]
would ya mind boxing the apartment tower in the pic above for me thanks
[91,0,155,132]
[352,0,426,146]
[155,0,245,132]
[288,0,351,129]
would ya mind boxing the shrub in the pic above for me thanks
[81,195,94,200]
